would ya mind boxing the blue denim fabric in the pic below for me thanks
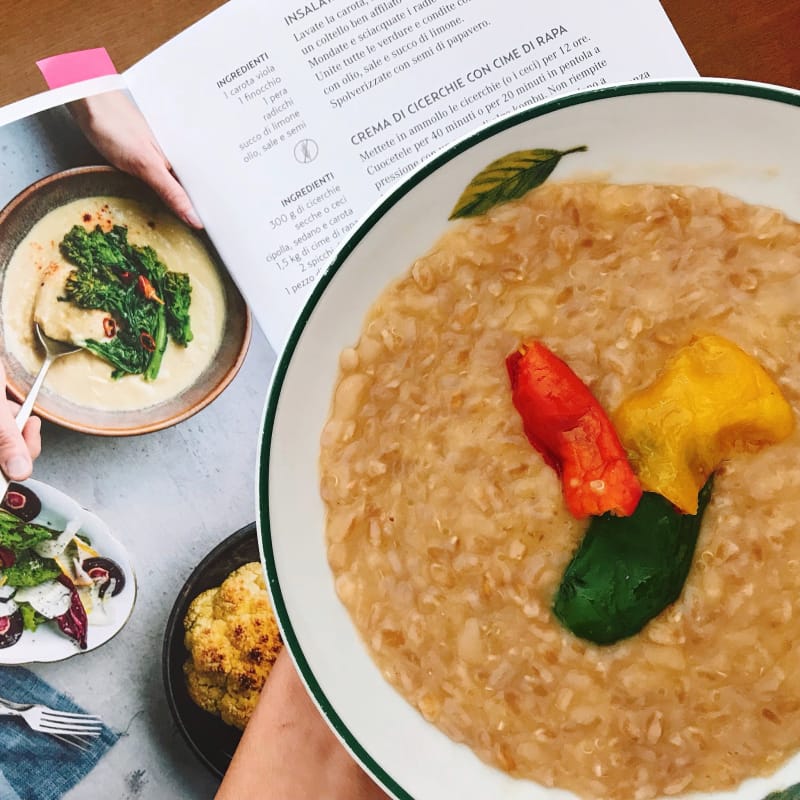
[0,667,118,800]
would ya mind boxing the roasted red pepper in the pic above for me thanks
[506,341,642,518]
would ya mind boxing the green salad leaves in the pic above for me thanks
[59,224,193,380]
[3,552,60,589]
[0,511,53,552]
[0,509,61,589]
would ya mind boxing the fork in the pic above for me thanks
[0,694,103,751]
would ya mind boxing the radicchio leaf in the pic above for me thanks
[55,574,88,650]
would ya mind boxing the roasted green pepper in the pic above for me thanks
[552,477,713,645]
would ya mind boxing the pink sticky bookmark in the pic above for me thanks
[36,47,118,89]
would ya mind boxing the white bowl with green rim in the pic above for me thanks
[257,79,800,800]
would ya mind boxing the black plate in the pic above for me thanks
[162,522,259,778]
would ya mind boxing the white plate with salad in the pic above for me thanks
[0,478,136,663]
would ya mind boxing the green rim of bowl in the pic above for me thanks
[257,78,800,800]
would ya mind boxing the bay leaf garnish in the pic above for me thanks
[449,146,587,219]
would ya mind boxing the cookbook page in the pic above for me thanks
[125,0,697,352]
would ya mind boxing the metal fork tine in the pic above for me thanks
[51,733,93,752]
[41,710,103,722]
[67,733,100,747]
[40,725,102,737]
[40,713,103,728]
[38,720,103,735]
[0,698,106,743]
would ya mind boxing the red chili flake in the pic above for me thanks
[82,213,92,222]
[119,271,135,285]
[102,317,117,338]
[139,331,156,352]
[136,275,164,305]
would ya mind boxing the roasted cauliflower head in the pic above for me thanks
[183,561,282,729]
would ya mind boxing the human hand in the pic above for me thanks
[68,91,203,229]
[0,361,41,482]
[215,648,391,800]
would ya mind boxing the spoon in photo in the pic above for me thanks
[0,324,81,497]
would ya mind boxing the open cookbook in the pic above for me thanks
[0,0,696,356]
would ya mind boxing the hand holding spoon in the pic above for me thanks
[0,324,80,497]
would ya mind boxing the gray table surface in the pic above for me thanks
[1,102,278,799]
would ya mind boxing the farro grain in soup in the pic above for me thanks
[319,182,800,799]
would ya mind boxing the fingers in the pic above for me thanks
[159,172,204,229]
[69,92,204,230]
[0,399,33,482]
[21,415,42,462]
[130,146,203,229]
[0,359,42,481]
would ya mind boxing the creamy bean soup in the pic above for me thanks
[3,197,226,411]
[319,182,800,799]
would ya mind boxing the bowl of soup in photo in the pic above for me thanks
[0,165,250,436]
[257,79,800,800]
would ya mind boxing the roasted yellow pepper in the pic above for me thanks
[614,335,794,513]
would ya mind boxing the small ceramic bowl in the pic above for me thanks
[162,523,260,778]
[0,165,250,436]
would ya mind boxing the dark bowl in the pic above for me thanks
[162,522,259,778]
[0,165,251,436]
